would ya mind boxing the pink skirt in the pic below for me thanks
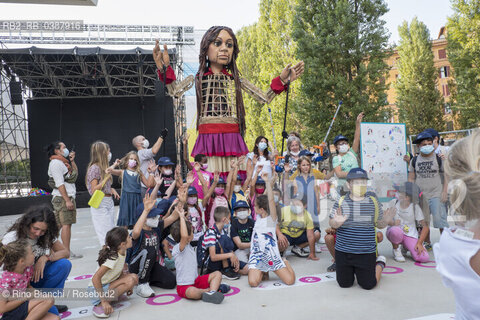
[192,132,249,157]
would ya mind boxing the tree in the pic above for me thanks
[237,0,301,150]
[447,0,480,129]
[395,17,445,134]
[292,0,391,146]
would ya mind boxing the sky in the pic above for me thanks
[0,0,453,44]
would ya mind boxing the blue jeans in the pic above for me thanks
[428,197,449,229]
[31,258,72,315]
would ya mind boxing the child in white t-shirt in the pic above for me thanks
[434,130,480,320]
[386,182,430,263]
[89,227,138,318]
[170,206,229,304]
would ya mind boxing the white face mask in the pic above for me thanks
[142,139,150,149]
[146,216,159,228]
[290,150,300,156]
[233,185,242,193]
[108,152,112,162]
[163,169,173,176]
[291,205,303,214]
[338,144,349,154]
[274,195,280,203]
[236,210,249,220]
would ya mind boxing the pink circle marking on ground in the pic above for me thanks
[224,286,240,297]
[382,266,404,274]
[146,293,182,306]
[73,274,93,281]
[414,260,436,268]
[299,276,321,283]
[60,311,72,319]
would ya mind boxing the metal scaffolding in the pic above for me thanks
[0,24,193,198]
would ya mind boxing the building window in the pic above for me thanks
[444,103,452,114]
[438,49,447,59]
[439,66,450,78]
[442,84,450,96]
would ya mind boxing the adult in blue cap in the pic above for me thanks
[132,128,168,197]
[332,112,364,195]
[156,156,177,197]
[409,130,449,251]
[231,200,254,264]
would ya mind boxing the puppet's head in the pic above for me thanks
[199,26,239,72]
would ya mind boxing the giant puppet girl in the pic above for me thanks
[153,26,304,175]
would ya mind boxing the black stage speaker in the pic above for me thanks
[9,80,23,105]
[27,94,177,193]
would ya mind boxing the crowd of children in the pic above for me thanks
[1,125,478,319]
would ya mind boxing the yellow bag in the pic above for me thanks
[88,174,111,208]
[88,190,105,208]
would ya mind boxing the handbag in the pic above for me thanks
[88,174,111,208]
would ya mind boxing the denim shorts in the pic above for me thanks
[88,283,110,306]
[428,197,449,229]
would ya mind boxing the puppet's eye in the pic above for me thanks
[226,42,233,48]
[214,40,222,47]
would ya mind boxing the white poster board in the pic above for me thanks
[360,122,408,201]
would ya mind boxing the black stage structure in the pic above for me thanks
[0,46,186,214]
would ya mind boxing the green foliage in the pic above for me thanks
[237,0,301,150]
[447,0,480,129]
[292,0,391,145]
[1,159,30,182]
[395,17,445,134]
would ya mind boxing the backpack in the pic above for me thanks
[411,154,444,183]
[196,228,225,275]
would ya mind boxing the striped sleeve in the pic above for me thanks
[202,228,217,249]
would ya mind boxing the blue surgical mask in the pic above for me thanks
[258,142,267,151]
[63,148,70,158]
[420,145,434,155]
[224,222,231,229]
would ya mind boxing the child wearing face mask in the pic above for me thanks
[329,168,396,290]
[186,187,205,247]
[127,188,179,298]
[227,157,249,217]
[203,173,230,228]
[331,112,363,195]
[230,201,254,265]
[107,151,155,228]
[248,176,267,221]
[157,157,177,198]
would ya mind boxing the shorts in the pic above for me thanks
[1,300,28,320]
[176,274,210,298]
[88,283,111,306]
[52,196,77,226]
[284,230,309,246]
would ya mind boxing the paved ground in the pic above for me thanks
[0,205,455,320]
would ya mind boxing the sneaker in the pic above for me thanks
[423,242,433,251]
[327,262,336,272]
[319,236,326,244]
[376,255,387,270]
[221,268,240,280]
[218,284,231,294]
[92,305,109,318]
[69,252,83,260]
[55,305,68,313]
[393,248,406,262]
[400,245,408,256]
[201,291,224,304]
[315,243,323,253]
[136,283,155,298]
[291,245,309,258]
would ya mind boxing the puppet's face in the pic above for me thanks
[207,30,234,67]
